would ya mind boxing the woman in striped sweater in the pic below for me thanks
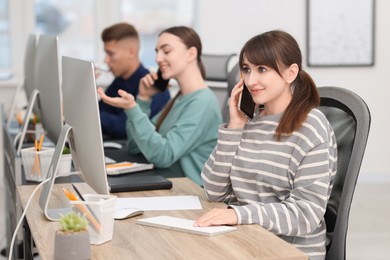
[195,30,337,260]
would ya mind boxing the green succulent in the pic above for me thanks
[59,212,88,232]
[62,145,71,154]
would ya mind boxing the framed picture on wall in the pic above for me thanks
[307,0,375,67]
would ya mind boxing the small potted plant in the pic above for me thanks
[54,212,91,260]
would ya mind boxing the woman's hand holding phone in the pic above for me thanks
[138,72,161,101]
[228,78,250,129]
[238,82,256,119]
[153,69,170,92]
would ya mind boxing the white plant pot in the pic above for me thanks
[57,154,72,177]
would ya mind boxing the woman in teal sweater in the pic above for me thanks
[98,26,222,185]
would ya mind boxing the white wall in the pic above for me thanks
[197,0,390,182]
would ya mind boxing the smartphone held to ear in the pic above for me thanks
[153,69,170,92]
[238,83,256,119]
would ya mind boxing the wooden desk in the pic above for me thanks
[18,178,307,260]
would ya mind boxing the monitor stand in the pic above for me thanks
[39,123,74,221]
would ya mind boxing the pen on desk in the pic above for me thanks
[62,188,101,232]
[106,162,133,168]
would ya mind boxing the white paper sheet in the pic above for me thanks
[115,195,202,211]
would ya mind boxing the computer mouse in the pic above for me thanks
[114,208,144,220]
[103,141,123,150]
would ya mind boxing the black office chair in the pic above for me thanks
[317,86,371,260]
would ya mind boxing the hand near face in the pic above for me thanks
[228,78,250,129]
[138,72,160,101]
[97,87,136,110]
[193,208,237,227]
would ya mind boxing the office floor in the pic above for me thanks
[0,182,389,260]
[346,182,390,259]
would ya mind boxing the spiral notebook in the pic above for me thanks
[106,161,154,176]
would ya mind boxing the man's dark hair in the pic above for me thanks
[101,23,139,42]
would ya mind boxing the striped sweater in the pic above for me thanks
[201,108,337,260]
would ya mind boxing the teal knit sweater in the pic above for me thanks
[125,88,222,185]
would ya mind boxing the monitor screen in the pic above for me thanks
[16,35,64,154]
[61,56,109,195]
[7,34,37,128]
[34,35,64,143]
[24,34,37,101]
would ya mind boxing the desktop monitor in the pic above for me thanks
[16,35,63,154]
[61,56,110,195]
[60,58,171,194]
[34,34,64,143]
[39,56,109,221]
[24,34,38,101]
[6,34,37,128]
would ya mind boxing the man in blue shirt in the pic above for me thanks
[99,23,170,139]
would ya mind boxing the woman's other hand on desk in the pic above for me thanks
[193,208,237,227]
[98,87,136,110]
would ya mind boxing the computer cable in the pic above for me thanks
[7,177,50,260]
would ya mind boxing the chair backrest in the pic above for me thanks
[222,62,240,122]
[317,86,371,260]
[202,53,236,82]
[202,53,236,112]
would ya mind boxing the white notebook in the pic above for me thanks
[106,161,154,176]
[136,215,237,237]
